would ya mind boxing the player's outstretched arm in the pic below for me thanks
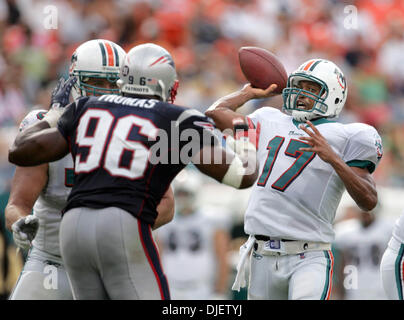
[205,83,277,131]
[9,121,69,167]
[153,186,175,230]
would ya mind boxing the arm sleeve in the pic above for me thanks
[246,106,280,127]
[343,125,383,174]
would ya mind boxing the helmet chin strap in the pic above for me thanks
[292,110,320,122]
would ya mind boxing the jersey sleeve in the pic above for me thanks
[343,124,383,174]
[18,109,48,132]
[246,106,281,128]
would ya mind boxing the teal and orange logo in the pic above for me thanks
[334,68,346,92]
[375,139,383,160]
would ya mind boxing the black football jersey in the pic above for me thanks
[57,95,218,225]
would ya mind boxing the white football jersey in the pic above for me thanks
[245,107,383,243]
[333,217,394,300]
[391,210,404,244]
[19,110,74,256]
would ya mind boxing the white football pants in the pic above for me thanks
[248,247,334,300]
[9,246,73,300]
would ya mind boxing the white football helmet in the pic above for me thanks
[117,43,179,103]
[282,59,348,121]
[69,39,126,100]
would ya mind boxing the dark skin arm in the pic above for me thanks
[299,121,377,211]
[9,121,69,167]
[5,164,48,230]
[153,186,175,230]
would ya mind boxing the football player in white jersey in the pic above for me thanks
[205,58,383,300]
[333,205,393,300]
[380,209,404,300]
[5,39,173,299]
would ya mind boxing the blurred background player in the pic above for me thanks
[156,168,232,300]
[380,208,404,300]
[5,39,127,299]
[332,204,393,300]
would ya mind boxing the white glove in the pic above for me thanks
[11,216,39,251]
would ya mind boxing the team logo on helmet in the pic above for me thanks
[334,68,346,93]
[375,137,383,161]
[149,54,175,68]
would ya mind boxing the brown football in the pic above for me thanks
[238,47,288,94]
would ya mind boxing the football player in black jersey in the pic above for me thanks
[9,43,258,299]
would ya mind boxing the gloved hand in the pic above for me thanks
[11,215,39,251]
[44,77,77,127]
[50,76,77,109]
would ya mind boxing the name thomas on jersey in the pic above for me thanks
[56,95,242,227]
[97,94,239,167]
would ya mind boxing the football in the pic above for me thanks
[238,47,288,94]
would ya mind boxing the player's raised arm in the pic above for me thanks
[205,83,278,131]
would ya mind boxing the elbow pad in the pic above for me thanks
[222,155,245,188]
[43,105,65,128]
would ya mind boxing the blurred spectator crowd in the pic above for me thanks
[1,0,404,189]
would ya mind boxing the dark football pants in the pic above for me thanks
[59,207,170,300]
